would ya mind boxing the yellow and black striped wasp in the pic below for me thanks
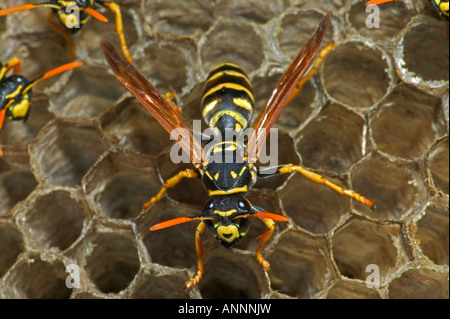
[0,57,82,157]
[0,0,132,62]
[101,12,374,290]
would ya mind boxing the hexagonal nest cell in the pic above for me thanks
[0,0,448,300]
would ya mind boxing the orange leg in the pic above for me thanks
[286,43,334,105]
[255,218,275,271]
[184,222,206,290]
[100,2,133,63]
[278,164,374,207]
[142,169,199,210]
[46,11,77,60]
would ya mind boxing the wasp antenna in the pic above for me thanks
[366,0,395,6]
[150,217,203,231]
[23,61,83,94]
[40,61,83,81]
[252,212,288,221]
[0,109,6,132]
[0,3,61,16]
[84,7,108,22]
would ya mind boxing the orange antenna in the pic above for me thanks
[252,212,288,221]
[366,0,396,6]
[0,3,60,16]
[150,217,204,231]
[84,7,108,23]
[23,61,83,94]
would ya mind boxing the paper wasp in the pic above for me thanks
[0,57,82,157]
[0,0,132,62]
[101,12,374,290]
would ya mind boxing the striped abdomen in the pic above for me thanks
[201,63,254,134]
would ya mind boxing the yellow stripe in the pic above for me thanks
[202,83,255,104]
[209,186,248,196]
[210,110,247,128]
[5,85,23,99]
[202,99,220,118]
[59,1,77,6]
[210,62,241,73]
[233,97,253,111]
[205,171,214,180]
[208,70,252,88]
[214,209,236,217]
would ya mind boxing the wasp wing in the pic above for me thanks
[100,40,203,166]
[247,12,332,162]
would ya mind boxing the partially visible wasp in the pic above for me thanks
[366,0,449,22]
[428,0,449,21]
[0,57,83,157]
[101,11,374,290]
[0,1,132,62]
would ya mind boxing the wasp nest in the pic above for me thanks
[0,0,448,299]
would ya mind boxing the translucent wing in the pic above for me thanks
[247,12,332,162]
[100,40,203,166]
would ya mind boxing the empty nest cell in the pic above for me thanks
[15,189,90,251]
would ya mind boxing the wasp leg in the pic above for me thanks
[142,168,199,210]
[184,222,206,290]
[46,11,76,60]
[286,43,334,105]
[0,57,21,80]
[278,164,374,207]
[99,1,133,63]
[255,218,275,271]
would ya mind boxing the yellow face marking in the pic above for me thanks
[208,186,248,196]
[233,97,253,111]
[216,225,240,243]
[230,171,237,179]
[5,85,23,100]
[239,166,247,176]
[202,99,220,118]
[11,100,30,119]
[214,172,219,180]
[208,70,252,88]
[214,209,237,217]
[202,83,255,105]
[210,110,247,128]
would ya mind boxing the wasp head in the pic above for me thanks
[201,196,253,248]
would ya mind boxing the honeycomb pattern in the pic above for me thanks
[0,0,448,299]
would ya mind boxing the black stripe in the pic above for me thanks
[207,63,245,78]
[202,73,253,99]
